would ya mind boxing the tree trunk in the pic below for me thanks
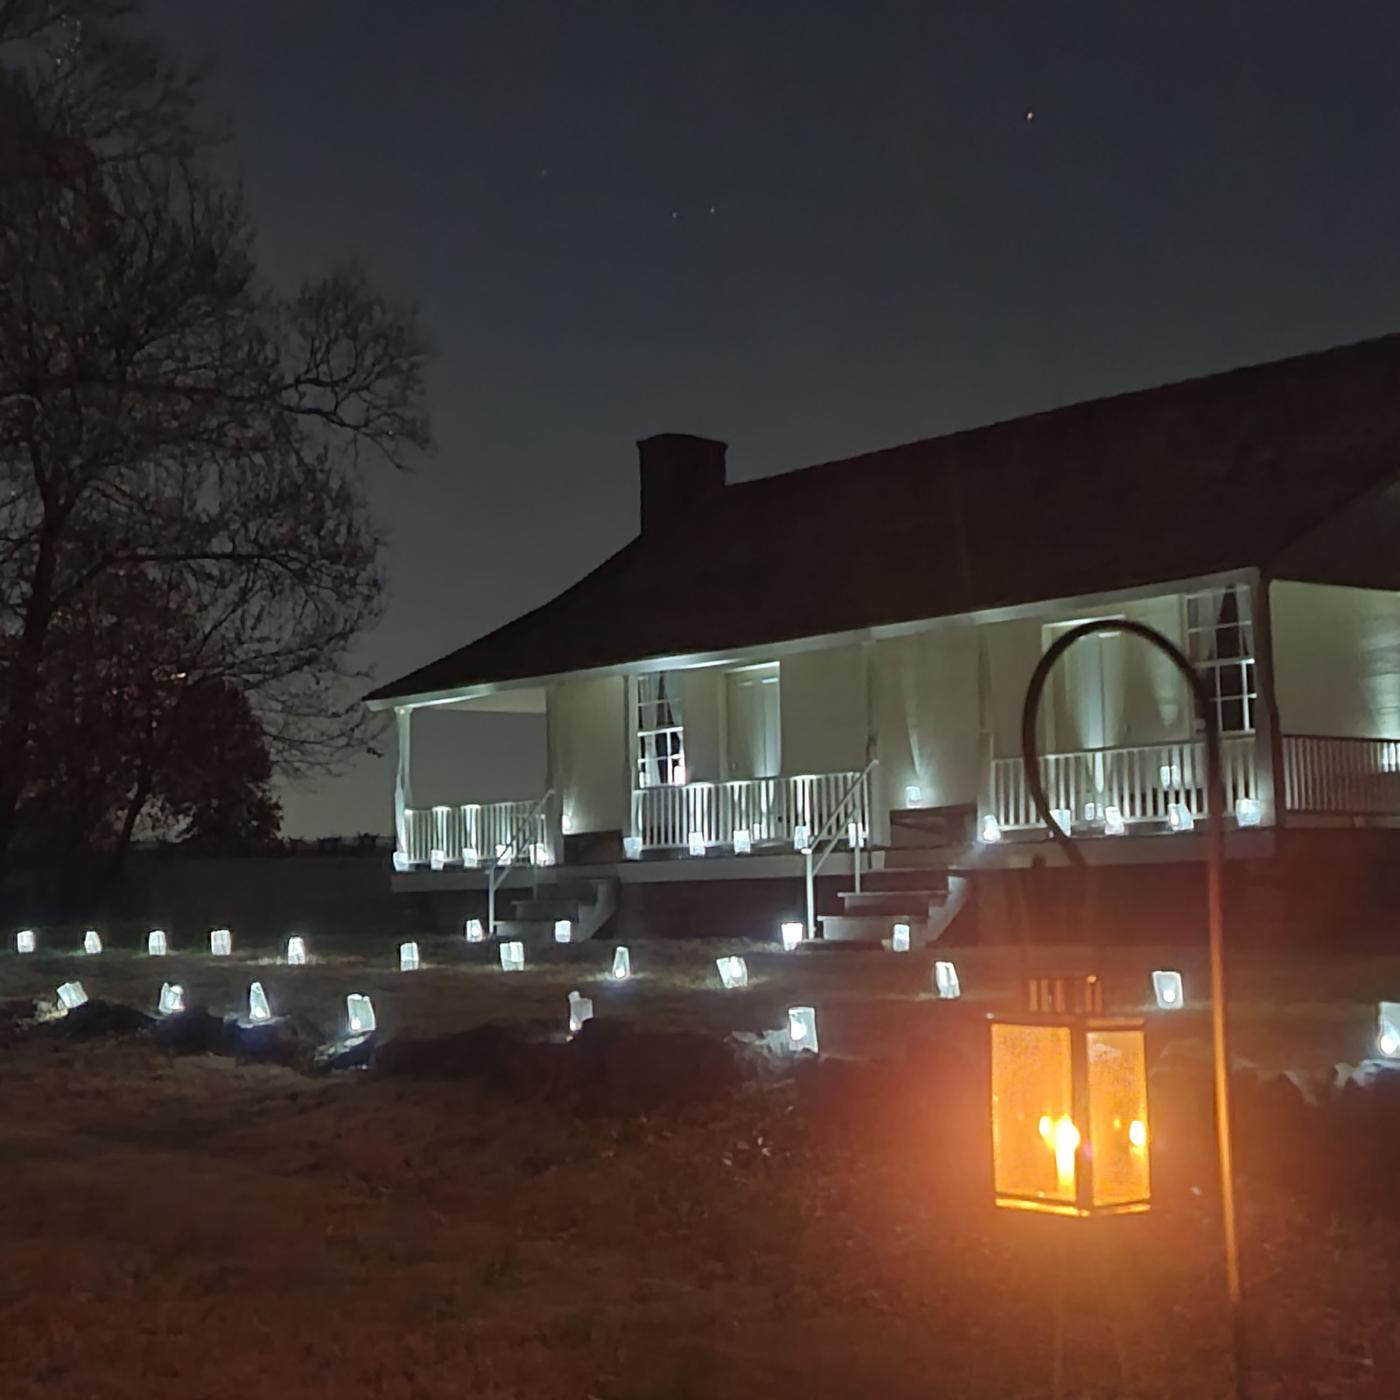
[0,524,60,875]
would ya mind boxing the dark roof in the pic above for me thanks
[369,334,1400,704]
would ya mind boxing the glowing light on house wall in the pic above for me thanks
[57,981,87,1012]
[247,981,271,1023]
[905,785,924,808]
[733,827,752,855]
[554,920,573,944]
[1235,797,1262,827]
[1152,969,1184,1010]
[210,928,232,957]
[787,1006,819,1053]
[568,990,594,1034]
[1103,806,1126,836]
[612,946,631,980]
[157,982,184,1016]
[716,955,748,989]
[399,941,420,972]
[147,929,168,957]
[16,929,35,954]
[1378,1002,1400,1059]
[979,815,1002,844]
[934,960,961,999]
[464,918,485,943]
[780,921,804,951]
[500,941,525,972]
[286,936,307,966]
[346,993,376,1035]
[891,923,911,953]
[623,835,643,860]
[83,930,102,955]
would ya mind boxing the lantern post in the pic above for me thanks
[1018,617,1247,1400]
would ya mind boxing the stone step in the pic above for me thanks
[836,889,945,917]
[821,913,930,946]
[492,918,594,946]
[508,897,585,922]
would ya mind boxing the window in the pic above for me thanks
[1186,586,1256,735]
[636,673,686,787]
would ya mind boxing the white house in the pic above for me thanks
[367,335,1400,943]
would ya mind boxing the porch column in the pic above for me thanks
[394,705,414,855]
[1250,573,1285,827]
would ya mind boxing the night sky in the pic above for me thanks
[145,0,1400,838]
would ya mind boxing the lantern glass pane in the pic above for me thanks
[148,929,167,957]
[500,941,525,972]
[612,946,631,979]
[465,918,485,942]
[891,923,911,953]
[83,930,102,955]
[399,941,420,972]
[991,1023,1076,1208]
[1087,1029,1151,1208]
[286,935,307,966]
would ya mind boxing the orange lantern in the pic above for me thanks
[990,1015,1151,1217]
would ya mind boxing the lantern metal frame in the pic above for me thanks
[991,1012,1151,1219]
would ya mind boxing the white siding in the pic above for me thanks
[984,595,1190,757]
[872,626,981,812]
[780,644,868,775]
[1272,581,1400,738]
[550,676,628,833]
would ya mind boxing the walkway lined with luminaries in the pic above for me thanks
[4,919,1397,1084]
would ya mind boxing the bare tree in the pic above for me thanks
[0,1,431,872]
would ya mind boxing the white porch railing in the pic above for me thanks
[632,772,869,851]
[990,736,1258,832]
[402,800,551,867]
[1283,736,1400,815]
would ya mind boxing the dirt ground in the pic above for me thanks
[3,930,1400,1398]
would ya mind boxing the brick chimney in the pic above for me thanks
[637,433,727,534]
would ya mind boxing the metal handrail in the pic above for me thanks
[803,759,877,937]
[487,788,555,934]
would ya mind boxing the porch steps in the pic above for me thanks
[494,875,618,946]
[821,871,971,948]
